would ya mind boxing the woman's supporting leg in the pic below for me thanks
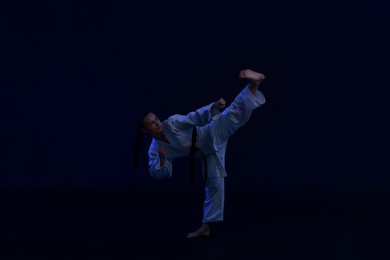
[203,177,225,223]
[187,177,225,238]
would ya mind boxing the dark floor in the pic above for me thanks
[1,189,389,260]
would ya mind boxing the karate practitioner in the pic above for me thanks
[138,69,266,238]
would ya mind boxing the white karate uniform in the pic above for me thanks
[148,85,265,222]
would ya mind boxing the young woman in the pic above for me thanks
[136,69,266,238]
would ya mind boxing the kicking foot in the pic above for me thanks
[240,69,265,95]
[186,223,210,238]
[239,69,265,82]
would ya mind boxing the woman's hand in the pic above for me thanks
[212,98,226,112]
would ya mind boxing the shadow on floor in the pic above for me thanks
[0,189,389,259]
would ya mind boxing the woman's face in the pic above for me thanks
[142,112,163,136]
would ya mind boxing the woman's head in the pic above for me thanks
[134,112,162,170]
[140,112,163,136]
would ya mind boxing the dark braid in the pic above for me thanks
[133,112,150,171]
[133,125,143,170]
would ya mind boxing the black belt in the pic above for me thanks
[189,127,208,186]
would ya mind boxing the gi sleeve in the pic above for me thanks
[171,102,219,130]
[148,140,173,180]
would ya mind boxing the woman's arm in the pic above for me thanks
[171,98,226,129]
[148,140,173,180]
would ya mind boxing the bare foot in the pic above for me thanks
[239,69,265,82]
[186,223,210,238]
[239,69,265,95]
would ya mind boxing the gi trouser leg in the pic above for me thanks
[212,85,265,143]
[203,177,225,223]
[202,85,265,223]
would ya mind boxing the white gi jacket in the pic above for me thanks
[148,86,266,180]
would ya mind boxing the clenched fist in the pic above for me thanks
[212,98,226,112]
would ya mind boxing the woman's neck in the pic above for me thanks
[154,133,169,144]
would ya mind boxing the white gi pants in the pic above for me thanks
[202,85,265,223]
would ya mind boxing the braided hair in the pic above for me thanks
[133,112,150,170]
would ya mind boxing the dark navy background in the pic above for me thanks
[1,0,389,193]
[1,1,390,259]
